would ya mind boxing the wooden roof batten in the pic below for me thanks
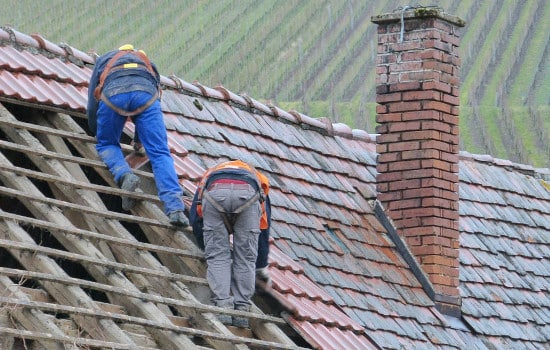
[0,103,306,349]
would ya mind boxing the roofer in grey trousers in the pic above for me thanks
[202,183,261,324]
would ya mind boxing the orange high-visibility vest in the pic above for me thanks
[196,160,270,229]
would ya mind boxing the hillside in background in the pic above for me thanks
[2,0,549,168]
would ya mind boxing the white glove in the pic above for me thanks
[255,267,272,289]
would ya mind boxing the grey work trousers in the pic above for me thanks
[202,183,261,309]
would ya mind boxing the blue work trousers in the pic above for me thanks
[202,183,261,309]
[96,91,185,214]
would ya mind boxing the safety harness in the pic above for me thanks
[202,190,261,236]
[93,50,160,117]
[196,160,270,234]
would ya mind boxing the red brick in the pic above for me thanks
[402,70,441,82]
[422,235,451,247]
[419,49,443,61]
[405,226,438,237]
[376,143,388,153]
[441,134,460,145]
[423,80,452,93]
[391,40,424,52]
[402,109,440,121]
[376,65,389,74]
[388,141,420,152]
[402,90,441,101]
[440,151,459,163]
[413,245,442,256]
[421,120,452,133]
[421,139,453,152]
[402,130,442,142]
[402,207,439,219]
[402,148,439,160]
[441,32,460,46]
[376,163,388,173]
[389,159,421,172]
[395,218,422,230]
[387,198,422,210]
[388,120,421,132]
[388,178,421,191]
[421,197,455,209]
[441,228,460,240]
[378,191,402,202]
[376,92,402,104]
[375,124,388,134]
[402,187,438,199]
[389,81,422,92]
[376,181,390,193]
[421,255,455,267]
[376,104,388,114]
[422,158,453,172]
[441,247,460,259]
[441,73,459,86]
[422,100,452,114]
[388,101,422,113]
[443,93,460,106]
[377,152,400,163]
[421,178,454,190]
[421,216,455,229]
[377,171,406,182]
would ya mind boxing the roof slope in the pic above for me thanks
[458,154,550,348]
[0,27,549,350]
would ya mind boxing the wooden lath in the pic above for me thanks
[45,110,301,348]
[0,107,237,349]
[0,104,303,349]
[0,266,284,326]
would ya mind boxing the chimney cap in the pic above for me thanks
[371,6,465,27]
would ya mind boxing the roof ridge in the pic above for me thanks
[165,78,376,143]
[0,26,93,66]
[459,150,550,179]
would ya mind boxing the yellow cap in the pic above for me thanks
[118,44,134,51]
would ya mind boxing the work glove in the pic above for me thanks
[255,267,272,289]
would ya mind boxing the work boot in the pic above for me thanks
[168,210,189,228]
[232,305,251,328]
[215,303,232,325]
[119,173,140,211]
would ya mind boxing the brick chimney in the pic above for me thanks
[372,7,465,315]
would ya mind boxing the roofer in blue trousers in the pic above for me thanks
[189,160,272,328]
[87,44,188,227]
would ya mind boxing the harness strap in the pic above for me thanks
[202,190,260,235]
[94,50,158,101]
[100,91,158,117]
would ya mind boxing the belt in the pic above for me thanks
[207,179,249,191]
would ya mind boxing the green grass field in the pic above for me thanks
[1,0,548,168]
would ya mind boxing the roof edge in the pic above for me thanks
[459,151,550,180]
[0,26,94,66]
